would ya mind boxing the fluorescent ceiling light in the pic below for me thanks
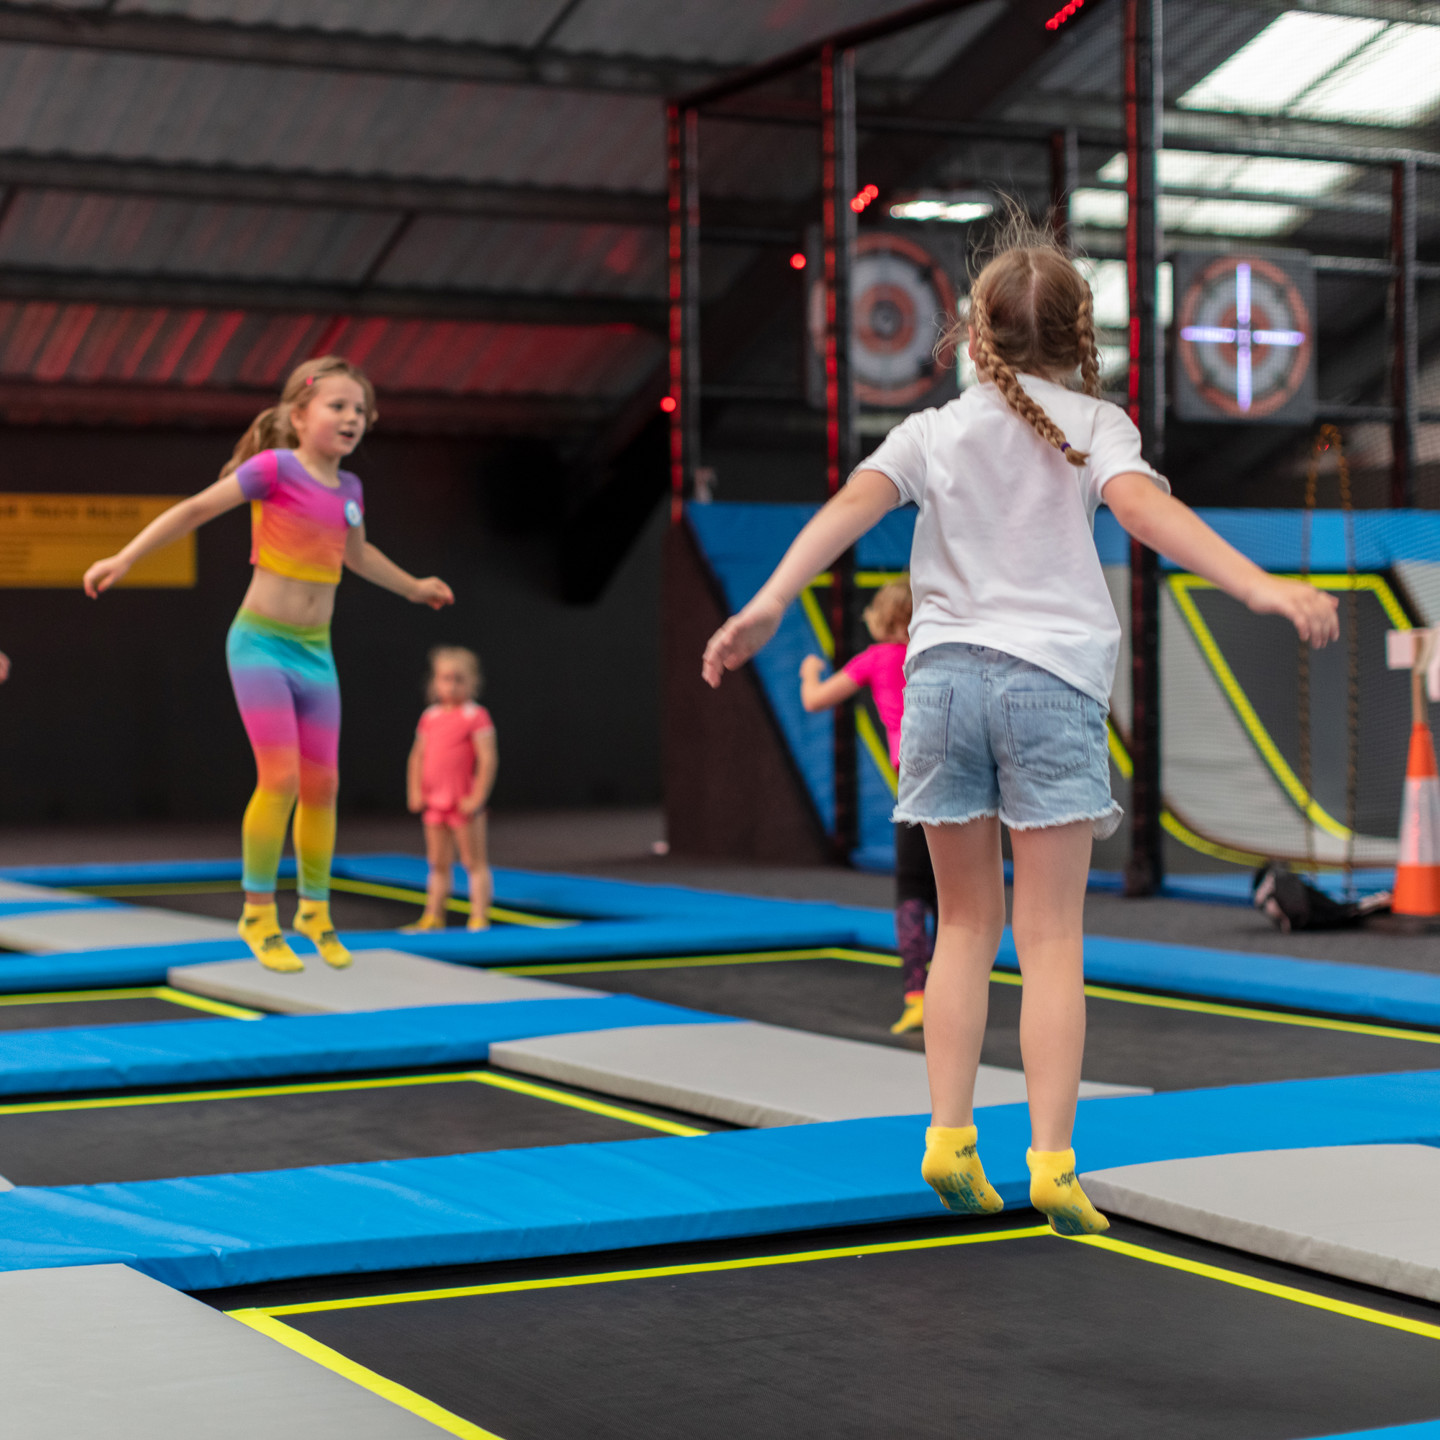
[1291,22,1440,123]
[1098,151,1356,199]
[889,199,994,223]
[1178,12,1384,114]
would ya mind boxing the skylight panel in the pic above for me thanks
[1072,186,1302,239]
[1291,22,1440,124]
[1070,188,1127,229]
[1230,157,1358,198]
[1178,12,1385,114]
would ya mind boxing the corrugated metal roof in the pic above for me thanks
[0,43,665,191]
[0,300,662,397]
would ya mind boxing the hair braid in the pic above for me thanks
[1075,287,1102,400]
[972,293,1089,468]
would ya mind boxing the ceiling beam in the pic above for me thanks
[0,3,725,94]
[0,378,614,433]
[1203,0,1440,22]
[0,152,667,226]
[0,267,668,329]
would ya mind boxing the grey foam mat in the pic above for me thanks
[0,1264,446,1438]
[1083,1145,1440,1303]
[490,1021,1147,1127]
[169,948,602,1014]
[0,905,238,952]
[0,879,94,904]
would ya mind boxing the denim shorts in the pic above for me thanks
[893,643,1122,838]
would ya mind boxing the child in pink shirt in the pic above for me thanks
[406,646,498,932]
[800,579,935,1034]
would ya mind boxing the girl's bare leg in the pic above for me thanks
[424,823,455,924]
[921,815,1006,1126]
[453,813,492,930]
[1008,819,1092,1151]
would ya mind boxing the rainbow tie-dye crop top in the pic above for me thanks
[234,449,365,585]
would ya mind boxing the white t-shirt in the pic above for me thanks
[858,374,1168,706]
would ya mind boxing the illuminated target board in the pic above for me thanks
[808,232,958,411]
[1173,250,1316,424]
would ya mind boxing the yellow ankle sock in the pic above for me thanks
[921,1125,1004,1215]
[466,907,490,932]
[1027,1148,1109,1236]
[293,900,351,969]
[401,913,445,933]
[238,902,303,973]
[890,993,924,1035]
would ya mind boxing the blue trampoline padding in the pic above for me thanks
[0,997,728,1096]
[0,859,291,888]
[0,1068,1436,1290]
[1309,1425,1440,1439]
[0,898,115,917]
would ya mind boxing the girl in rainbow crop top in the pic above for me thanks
[83,356,454,972]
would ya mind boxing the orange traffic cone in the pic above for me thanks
[1394,719,1440,918]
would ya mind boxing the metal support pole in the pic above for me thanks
[822,43,859,862]
[1123,0,1165,897]
[1391,157,1418,509]
[666,103,701,524]
[1050,125,1079,249]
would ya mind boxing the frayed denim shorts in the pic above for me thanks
[893,643,1122,839]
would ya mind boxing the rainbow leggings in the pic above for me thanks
[226,609,340,900]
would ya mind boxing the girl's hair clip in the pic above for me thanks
[1059,441,1071,453]
[304,375,315,385]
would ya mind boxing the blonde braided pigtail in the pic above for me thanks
[973,294,1089,468]
[1075,287,1102,400]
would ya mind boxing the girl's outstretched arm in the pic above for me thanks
[343,523,453,609]
[702,469,900,688]
[799,654,861,712]
[83,476,246,597]
[1104,472,1340,647]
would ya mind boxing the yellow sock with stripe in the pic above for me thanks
[293,899,352,969]
[1027,1148,1109,1236]
[238,902,303,973]
[921,1125,1004,1214]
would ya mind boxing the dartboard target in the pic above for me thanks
[1174,251,1316,424]
[806,232,957,410]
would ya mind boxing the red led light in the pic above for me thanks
[850,197,865,212]
[790,252,807,270]
[1045,0,1084,29]
[660,395,677,413]
[850,184,880,214]
[863,184,879,199]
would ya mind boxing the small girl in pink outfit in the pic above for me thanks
[406,647,498,932]
[800,579,936,1035]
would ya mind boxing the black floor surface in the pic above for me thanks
[228,1215,1440,1440]
[0,1070,697,1186]
[559,956,1440,1090]
[0,995,216,1031]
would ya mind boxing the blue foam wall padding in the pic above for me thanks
[0,1068,1436,1289]
[1311,1425,1440,1439]
[0,997,729,1096]
[0,899,114,917]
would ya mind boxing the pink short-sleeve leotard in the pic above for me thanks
[234,449,365,585]
[842,642,907,767]
[417,701,494,827]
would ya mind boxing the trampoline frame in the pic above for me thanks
[230,1224,1440,1440]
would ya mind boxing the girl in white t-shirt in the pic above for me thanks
[702,224,1337,1236]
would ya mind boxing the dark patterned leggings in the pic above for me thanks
[894,822,937,997]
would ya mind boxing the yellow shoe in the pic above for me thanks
[466,909,491,932]
[1027,1148,1109,1236]
[293,901,352,969]
[401,913,446,934]
[890,993,924,1034]
[238,903,303,973]
[921,1125,1005,1215]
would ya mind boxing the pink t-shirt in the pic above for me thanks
[842,642,907,766]
[417,702,494,808]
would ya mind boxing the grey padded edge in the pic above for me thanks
[169,948,602,1014]
[0,1172,12,1191]
[1083,1145,1440,1304]
[0,879,96,904]
[0,906,238,953]
[491,1021,1147,1128]
[0,1263,447,1438]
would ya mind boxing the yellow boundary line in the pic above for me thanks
[504,946,1440,1045]
[0,985,260,1020]
[0,1068,705,1135]
[70,876,573,930]
[231,1312,504,1440]
[1168,572,1411,842]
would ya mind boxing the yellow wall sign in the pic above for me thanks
[0,494,195,588]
